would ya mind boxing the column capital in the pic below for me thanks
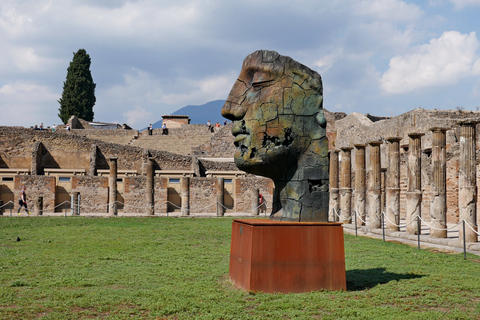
[408,132,425,138]
[353,144,367,149]
[328,149,340,154]
[430,127,448,133]
[457,119,480,126]
[340,146,353,152]
[386,137,402,143]
[369,140,382,146]
[109,157,118,161]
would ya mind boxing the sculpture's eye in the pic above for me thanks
[251,72,273,90]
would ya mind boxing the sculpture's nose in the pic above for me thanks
[221,81,248,121]
[221,100,247,121]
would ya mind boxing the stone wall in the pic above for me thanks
[123,176,168,213]
[72,176,109,213]
[189,178,217,213]
[15,175,56,214]
[234,177,274,213]
[0,127,193,174]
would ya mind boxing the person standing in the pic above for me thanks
[148,124,153,136]
[162,123,168,135]
[17,186,29,214]
[259,193,266,214]
[52,123,56,132]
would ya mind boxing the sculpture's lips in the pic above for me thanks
[234,134,248,146]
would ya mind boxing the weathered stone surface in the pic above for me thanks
[354,144,366,226]
[458,122,478,242]
[368,141,382,228]
[386,138,401,231]
[221,50,329,221]
[430,128,447,238]
[328,150,340,222]
[406,133,424,235]
[340,147,352,223]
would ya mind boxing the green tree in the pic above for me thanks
[58,49,96,124]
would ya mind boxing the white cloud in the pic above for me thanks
[314,48,343,73]
[123,106,153,128]
[0,45,59,73]
[449,0,480,9]
[353,0,423,22]
[0,81,59,126]
[381,31,480,94]
[162,73,236,106]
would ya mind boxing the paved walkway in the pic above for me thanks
[342,218,480,256]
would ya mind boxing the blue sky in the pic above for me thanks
[1,0,480,129]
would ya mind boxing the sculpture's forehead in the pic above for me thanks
[240,58,287,79]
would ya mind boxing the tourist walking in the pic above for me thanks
[17,186,29,214]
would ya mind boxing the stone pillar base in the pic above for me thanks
[430,220,447,238]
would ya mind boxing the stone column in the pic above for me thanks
[430,127,447,238]
[406,133,424,235]
[386,137,401,231]
[109,157,118,216]
[340,147,353,223]
[329,149,340,222]
[73,192,80,215]
[252,188,260,216]
[381,168,387,215]
[181,177,190,216]
[34,197,43,216]
[458,121,478,242]
[216,177,225,216]
[354,144,366,226]
[368,141,382,228]
[146,157,154,215]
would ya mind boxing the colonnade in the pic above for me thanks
[329,122,479,242]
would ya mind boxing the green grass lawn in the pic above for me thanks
[1,217,479,319]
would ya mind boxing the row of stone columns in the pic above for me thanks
[108,157,262,217]
[329,122,479,242]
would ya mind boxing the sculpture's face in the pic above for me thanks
[221,51,323,179]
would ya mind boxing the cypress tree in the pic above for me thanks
[58,49,96,124]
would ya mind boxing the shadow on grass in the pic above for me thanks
[346,267,424,291]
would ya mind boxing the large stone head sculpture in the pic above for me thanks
[221,50,329,222]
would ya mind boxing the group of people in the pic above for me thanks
[32,123,69,133]
[206,120,228,132]
[147,123,169,135]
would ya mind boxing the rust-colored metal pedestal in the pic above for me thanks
[229,219,346,293]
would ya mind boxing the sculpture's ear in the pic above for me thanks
[316,108,327,128]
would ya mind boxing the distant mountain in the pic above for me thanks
[144,100,227,130]
[172,100,227,125]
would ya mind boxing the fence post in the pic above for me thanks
[355,210,358,237]
[417,216,421,250]
[382,212,385,242]
[463,220,467,260]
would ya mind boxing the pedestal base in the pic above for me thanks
[229,219,346,293]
